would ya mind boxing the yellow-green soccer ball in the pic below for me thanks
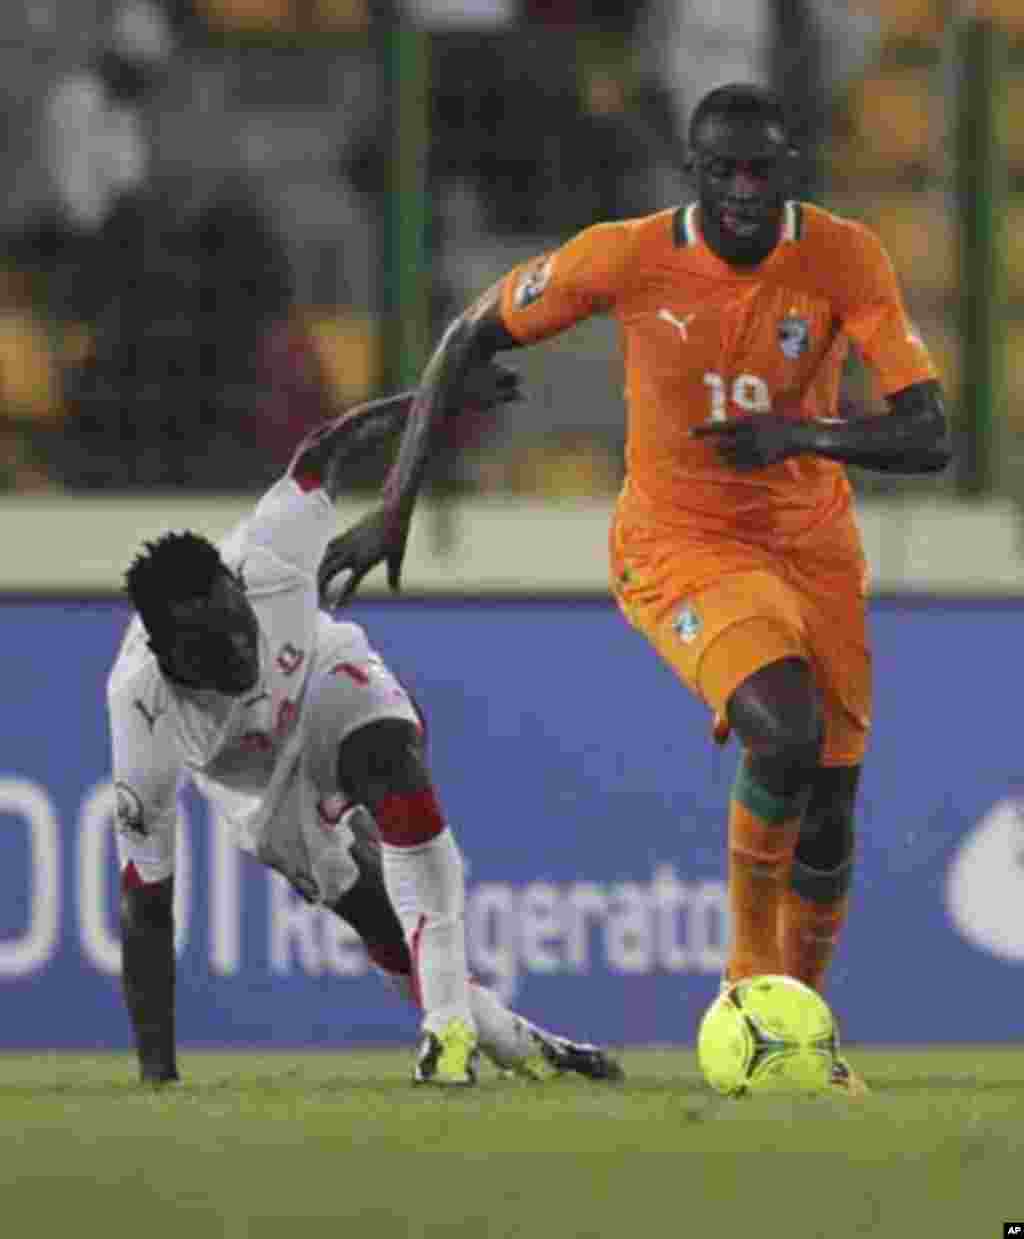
[697,975,838,1097]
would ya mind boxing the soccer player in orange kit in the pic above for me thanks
[319,84,952,1094]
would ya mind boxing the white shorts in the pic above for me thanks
[257,618,421,904]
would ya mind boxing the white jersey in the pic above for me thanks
[108,475,418,904]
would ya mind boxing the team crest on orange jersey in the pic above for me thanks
[778,315,810,360]
[673,603,701,645]
[513,257,553,309]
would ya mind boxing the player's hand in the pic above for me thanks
[691,413,814,471]
[318,503,410,607]
[460,359,522,414]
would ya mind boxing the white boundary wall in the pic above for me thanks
[3,495,1023,594]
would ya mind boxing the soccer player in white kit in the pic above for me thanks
[108,372,622,1087]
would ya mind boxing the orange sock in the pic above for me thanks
[779,890,849,993]
[725,763,802,983]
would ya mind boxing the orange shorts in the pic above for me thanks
[610,513,871,765]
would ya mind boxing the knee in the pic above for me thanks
[337,718,445,847]
[728,658,824,773]
[336,717,427,805]
[757,710,823,774]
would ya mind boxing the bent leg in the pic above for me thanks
[336,718,475,1042]
[780,764,859,991]
[612,560,823,984]
[328,811,620,1078]
[724,656,824,981]
[777,547,869,991]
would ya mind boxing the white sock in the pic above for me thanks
[380,827,475,1035]
[375,970,542,1070]
[467,982,543,1069]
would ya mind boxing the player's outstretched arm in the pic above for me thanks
[382,294,518,534]
[120,873,179,1084]
[290,389,419,501]
[318,294,521,604]
[294,357,520,506]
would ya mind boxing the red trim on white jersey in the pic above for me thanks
[291,466,323,493]
[120,860,158,890]
[287,420,331,492]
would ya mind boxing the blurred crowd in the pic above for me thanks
[0,0,994,499]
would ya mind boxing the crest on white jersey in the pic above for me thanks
[277,643,305,675]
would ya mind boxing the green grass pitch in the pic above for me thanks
[2,1047,1022,1238]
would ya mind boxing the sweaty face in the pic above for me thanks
[691,113,792,266]
[159,573,261,696]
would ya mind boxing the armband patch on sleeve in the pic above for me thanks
[513,257,553,309]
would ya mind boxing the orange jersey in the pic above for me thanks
[498,201,937,546]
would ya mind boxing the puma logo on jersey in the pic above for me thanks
[657,308,696,341]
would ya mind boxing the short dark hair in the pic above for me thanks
[688,83,790,149]
[125,530,228,647]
